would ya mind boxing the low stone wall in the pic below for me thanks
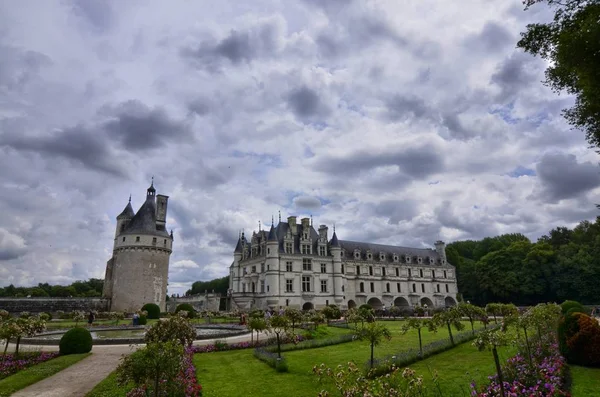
[0,297,110,314]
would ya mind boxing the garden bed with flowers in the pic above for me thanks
[0,351,59,379]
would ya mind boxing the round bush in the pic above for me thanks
[559,312,600,366]
[175,303,196,319]
[59,327,93,355]
[138,314,147,325]
[561,300,586,315]
[141,303,160,319]
[43,312,53,321]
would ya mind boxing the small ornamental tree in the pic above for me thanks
[284,308,303,334]
[458,303,486,335]
[432,307,464,345]
[0,320,21,358]
[473,329,514,397]
[175,303,196,319]
[116,341,184,397]
[267,314,290,358]
[401,318,436,358]
[309,310,326,330]
[321,305,342,325]
[389,306,401,319]
[109,311,125,326]
[355,321,392,369]
[345,308,363,329]
[12,315,46,356]
[145,315,196,347]
[72,311,85,327]
[485,303,502,324]
[248,316,267,344]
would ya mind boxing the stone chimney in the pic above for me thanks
[318,225,328,241]
[287,216,297,235]
[301,217,310,229]
[434,241,447,264]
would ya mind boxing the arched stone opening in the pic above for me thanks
[367,297,383,310]
[420,297,434,307]
[347,300,357,309]
[302,302,314,311]
[394,297,410,307]
[445,296,457,307]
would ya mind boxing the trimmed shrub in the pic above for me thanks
[559,312,600,366]
[560,300,586,315]
[42,312,53,321]
[175,303,196,319]
[59,327,93,355]
[138,314,148,325]
[253,347,289,372]
[141,303,160,319]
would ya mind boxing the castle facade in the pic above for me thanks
[229,216,458,311]
[103,182,173,312]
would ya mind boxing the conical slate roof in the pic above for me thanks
[234,237,243,253]
[122,197,169,237]
[267,225,277,241]
[117,201,135,219]
[330,231,341,248]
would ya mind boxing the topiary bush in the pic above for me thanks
[175,303,196,319]
[560,300,586,315]
[559,312,600,367]
[138,314,147,325]
[141,303,160,319]
[59,327,93,355]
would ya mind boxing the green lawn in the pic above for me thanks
[0,353,91,397]
[570,365,600,397]
[196,321,484,397]
[86,371,132,397]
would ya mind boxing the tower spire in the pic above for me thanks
[272,215,274,226]
[311,214,313,227]
[128,194,131,203]
[259,220,261,231]
[278,210,281,223]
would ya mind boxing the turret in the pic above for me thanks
[265,224,280,297]
[115,196,134,240]
[435,241,447,264]
[330,230,343,303]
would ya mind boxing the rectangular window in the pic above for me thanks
[242,284,246,293]
[386,283,390,293]
[319,246,326,256]
[286,280,293,292]
[302,276,311,292]
[152,237,157,245]
[251,266,256,273]
[303,258,312,271]
[286,299,289,306]
[341,264,345,274]
[286,242,293,253]
[419,269,423,278]
[408,268,412,277]
[397,283,401,292]
[437,284,440,293]
[395,267,399,277]
[356,266,360,275]
[370,282,375,293]
[136,236,140,242]
[382,267,386,276]
[261,263,265,273]
[320,280,327,293]
[260,280,265,293]
[360,282,364,293]
[244,267,248,275]
[122,237,126,242]
[421,283,425,293]
[369,266,373,276]
[302,245,309,254]
[163,239,167,247]
[412,283,416,293]
[444,270,447,278]
[320,263,326,273]
[286,261,293,272]
[445,284,449,293]
[326,300,329,306]
[432,270,435,278]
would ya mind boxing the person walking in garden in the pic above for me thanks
[87,311,95,327]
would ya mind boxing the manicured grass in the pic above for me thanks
[570,365,600,397]
[407,340,517,396]
[86,371,131,397]
[195,321,486,397]
[0,353,91,397]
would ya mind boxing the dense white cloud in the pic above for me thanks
[0,0,598,295]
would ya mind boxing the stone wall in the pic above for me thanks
[0,297,109,314]
[167,293,222,312]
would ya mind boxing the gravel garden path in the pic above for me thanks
[9,331,262,397]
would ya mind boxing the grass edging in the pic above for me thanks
[0,353,91,397]
[366,327,493,378]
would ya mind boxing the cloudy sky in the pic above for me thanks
[1,0,598,296]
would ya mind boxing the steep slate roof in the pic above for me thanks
[117,202,135,219]
[330,231,340,248]
[122,197,170,237]
[268,225,277,241]
[271,221,320,251]
[234,237,243,253]
[338,240,439,260]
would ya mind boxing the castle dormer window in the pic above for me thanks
[393,255,399,262]
[417,257,422,264]
[354,250,361,259]
[136,236,140,242]
[366,252,372,260]
[405,256,411,264]
[380,253,386,261]
[429,257,435,265]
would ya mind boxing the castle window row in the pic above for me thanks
[343,250,444,265]
[120,236,168,247]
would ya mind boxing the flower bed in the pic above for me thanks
[0,352,60,380]
[471,337,570,397]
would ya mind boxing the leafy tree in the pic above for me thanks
[518,0,600,148]
[355,321,392,369]
[284,308,303,334]
[248,316,267,344]
[432,307,464,345]
[267,315,290,358]
[473,329,514,397]
[401,318,436,357]
[186,276,229,296]
[458,303,486,335]
[144,315,196,347]
[321,305,341,324]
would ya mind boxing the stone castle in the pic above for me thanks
[103,182,173,312]
[229,215,458,311]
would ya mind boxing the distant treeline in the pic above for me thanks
[185,276,229,296]
[0,279,104,298]
[448,217,600,306]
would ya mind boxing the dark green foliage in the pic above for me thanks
[561,300,586,315]
[518,0,600,149]
[43,312,52,321]
[175,303,196,319]
[141,303,160,319]
[59,327,93,355]
[186,276,229,295]
[0,279,104,298]
[449,218,600,305]
[558,312,600,366]
[138,315,147,325]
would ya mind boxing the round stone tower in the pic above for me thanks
[103,182,173,312]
